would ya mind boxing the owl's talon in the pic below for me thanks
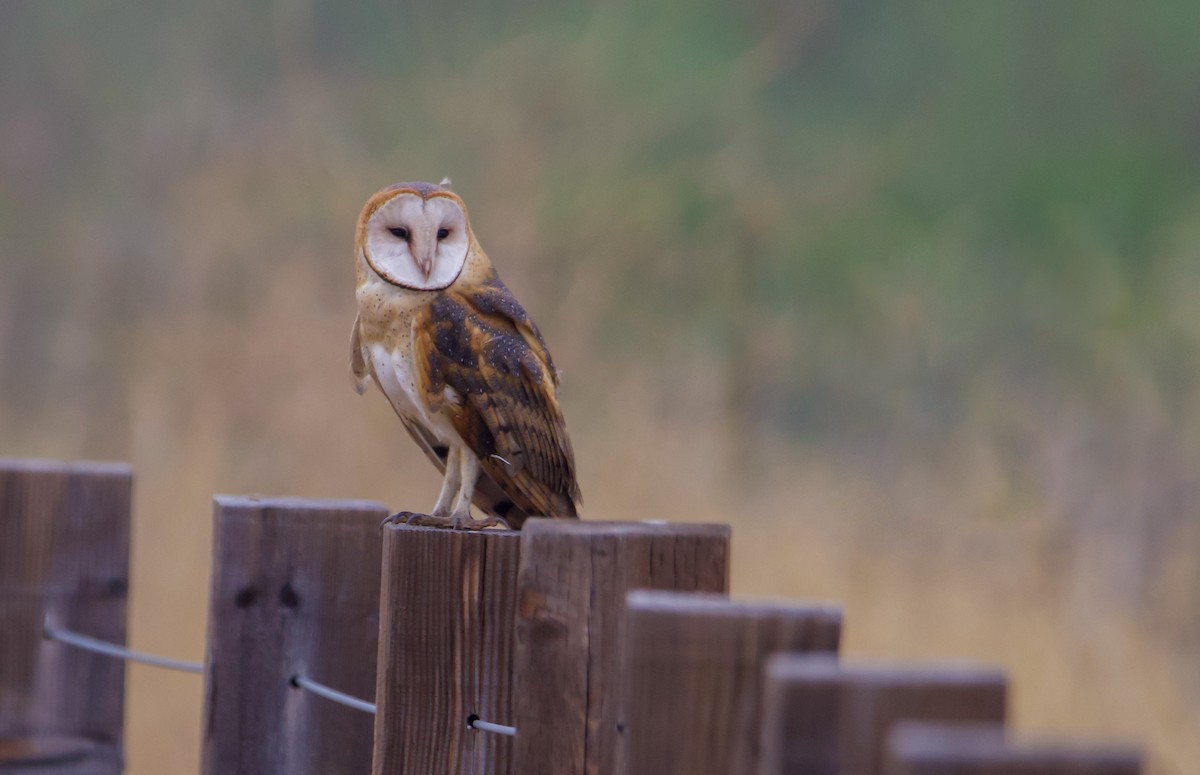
[395,513,459,529]
[379,511,511,531]
[457,515,512,531]
[379,511,417,531]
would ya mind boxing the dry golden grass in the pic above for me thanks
[6,288,1195,773]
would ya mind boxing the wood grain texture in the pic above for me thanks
[201,496,387,775]
[885,723,1142,775]
[760,657,1008,775]
[0,459,131,775]
[512,519,731,775]
[372,525,521,775]
[623,591,842,775]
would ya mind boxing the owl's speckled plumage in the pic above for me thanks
[351,181,581,529]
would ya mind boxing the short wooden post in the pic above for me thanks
[623,591,842,775]
[759,657,1008,775]
[512,519,731,775]
[201,496,387,775]
[0,459,131,775]
[372,525,522,775]
[885,723,1142,775]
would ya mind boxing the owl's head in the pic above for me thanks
[356,181,472,291]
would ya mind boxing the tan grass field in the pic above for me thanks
[6,291,1196,773]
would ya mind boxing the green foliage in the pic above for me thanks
[2,0,1199,457]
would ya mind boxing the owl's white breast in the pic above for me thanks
[367,337,459,446]
[368,341,420,415]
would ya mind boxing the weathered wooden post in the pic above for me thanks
[511,519,731,775]
[372,525,521,775]
[759,657,1008,774]
[0,459,131,775]
[623,591,842,775]
[202,496,386,775]
[885,723,1142,775]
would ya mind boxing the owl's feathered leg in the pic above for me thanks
[449,451,479,522]
[452,451,511,531]
[430,447,462,517]
[385,448,508,531]
[382,448,463,529]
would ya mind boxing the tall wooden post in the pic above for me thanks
[759,657,1008,775]
[623,591,842,775]
[372,525,521,775]
[201,496,386,775]
[512,520,730,775]
[0,459,131,775]
[885,723,1142,775]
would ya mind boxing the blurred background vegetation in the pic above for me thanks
[2,1,1198,772]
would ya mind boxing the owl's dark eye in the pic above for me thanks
[436,228,450,240]
[389,227,410,240]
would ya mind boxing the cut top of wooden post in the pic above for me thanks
[885,723,1142,775]
[0,459,132,600]
[0,459,131,772]
[626,592,843,661]
[513,519,731,775]
[623,591,842,775]
[519,518,731,589]
[760,656,1009,775]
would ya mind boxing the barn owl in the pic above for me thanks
[350,180,581,530]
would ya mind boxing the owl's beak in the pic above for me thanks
[416,254,434,279]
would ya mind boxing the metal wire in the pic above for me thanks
[43,620,204,674]
[468,715,517,737]
[290,675,377,714]
[44,617,516,734]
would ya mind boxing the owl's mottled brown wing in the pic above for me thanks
[412,277,581,523]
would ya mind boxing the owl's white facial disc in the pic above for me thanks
[364,193,470,290]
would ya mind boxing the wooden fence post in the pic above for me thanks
[623,591,842,775]
[201,496,387,775]
[885,723,1142,775]
[759,657,1008,775]
[0,459,131,775]
[511,519,731,775]
[372,525,521,775]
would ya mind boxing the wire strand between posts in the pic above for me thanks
[289,674,377,714]
[42,618,517,735]
[43,618,204,674]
